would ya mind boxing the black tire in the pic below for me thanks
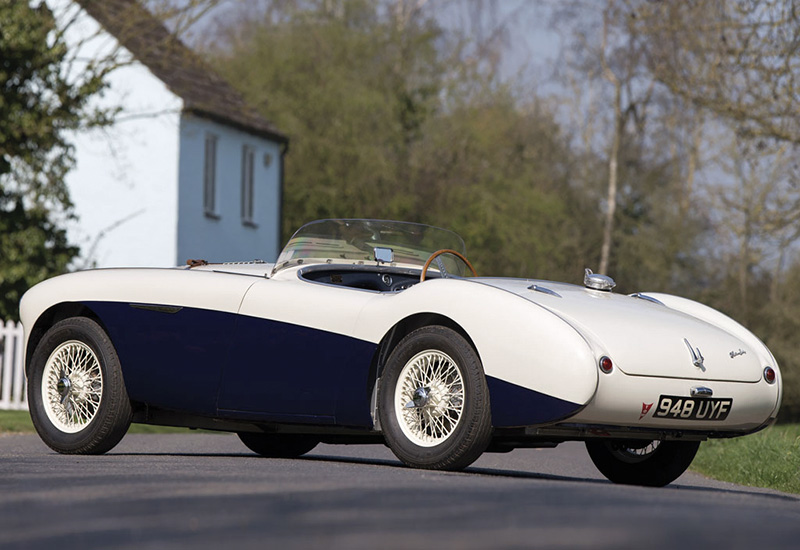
[378,326,492,471]
[585,439,701,487]
[238,433,318,458]
[28,317,132,454]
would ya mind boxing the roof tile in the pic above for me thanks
[76,0,286,142]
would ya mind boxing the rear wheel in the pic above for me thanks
[585,439,701,487]
[378,326,492,471]
[238,433,318,458]
[28,317,132,454]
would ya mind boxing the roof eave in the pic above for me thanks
[183,107,289,144]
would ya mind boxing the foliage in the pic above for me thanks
[0,188,77,320]
[552,0,711,294]
[410,93,601,279]
[629,0,800,144]
[207,1,432,229]
[205,0,611,280]
[0,1,113,320]
[692,424,800,494]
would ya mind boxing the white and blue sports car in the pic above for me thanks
[20,219,781,486]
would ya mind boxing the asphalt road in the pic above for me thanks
[1,433,798,549]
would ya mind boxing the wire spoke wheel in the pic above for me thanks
[29,317,131,454]
[42,340,104,433]
[395,350,465,447]
[608,440,661,464]
[379,326,492,471]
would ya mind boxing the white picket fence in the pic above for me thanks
[0,320,28,410]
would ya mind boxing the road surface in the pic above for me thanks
[1,433,798,549]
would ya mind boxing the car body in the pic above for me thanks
[20,219,782,486]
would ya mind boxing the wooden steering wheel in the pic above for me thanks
[420,249,478,282]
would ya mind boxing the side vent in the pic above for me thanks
[629,293,664,306]
[528,284,562,298]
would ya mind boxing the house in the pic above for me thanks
[51,0,288,268]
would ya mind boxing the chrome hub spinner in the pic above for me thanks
[395,350,466,447]
[56,376,72,404]
[406,387,431,409]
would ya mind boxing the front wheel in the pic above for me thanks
[585,439,701,487]
[28,317,132,454]
[378,326,492,471]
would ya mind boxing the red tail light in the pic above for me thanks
[599,356,613,374]
[764,367,776,384]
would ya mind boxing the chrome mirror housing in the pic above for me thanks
[374,247,394,264]
[584,268,616,292]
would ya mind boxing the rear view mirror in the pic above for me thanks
[374,247,394,264]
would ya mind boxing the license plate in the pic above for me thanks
[653,395,733,421]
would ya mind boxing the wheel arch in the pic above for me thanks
[367,313,477,423]
[25,302,106,377]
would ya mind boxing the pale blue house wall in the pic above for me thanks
[177,113,283,265]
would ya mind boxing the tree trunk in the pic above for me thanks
[599,68,622,274]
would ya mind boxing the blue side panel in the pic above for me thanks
[84,301,234,415]
[86,301,379,426]
[219,316,378,427]
[487,376,582,427]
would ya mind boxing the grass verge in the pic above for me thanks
[690,424,800,494]
[0,410,205,435]
[0,410,36,433]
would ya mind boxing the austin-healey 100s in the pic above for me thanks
[20,219,781,486]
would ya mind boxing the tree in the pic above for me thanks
[0,1,113,320]
[553,0,709,291]
[0,188,78,321]
[205,0,600,280]
[700,136,800,319]
[630,0,800,145]
[0,0,220,319]
[206,1,419,233]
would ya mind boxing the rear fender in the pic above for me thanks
[358,279,600,418]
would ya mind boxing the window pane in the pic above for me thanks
[241,145,254,223]
[204,134,217,215]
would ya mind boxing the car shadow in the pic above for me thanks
[298,453,800,502]
[104,444,799,503]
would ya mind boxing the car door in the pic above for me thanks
[216,275,380,425]
[85,270,257,415]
